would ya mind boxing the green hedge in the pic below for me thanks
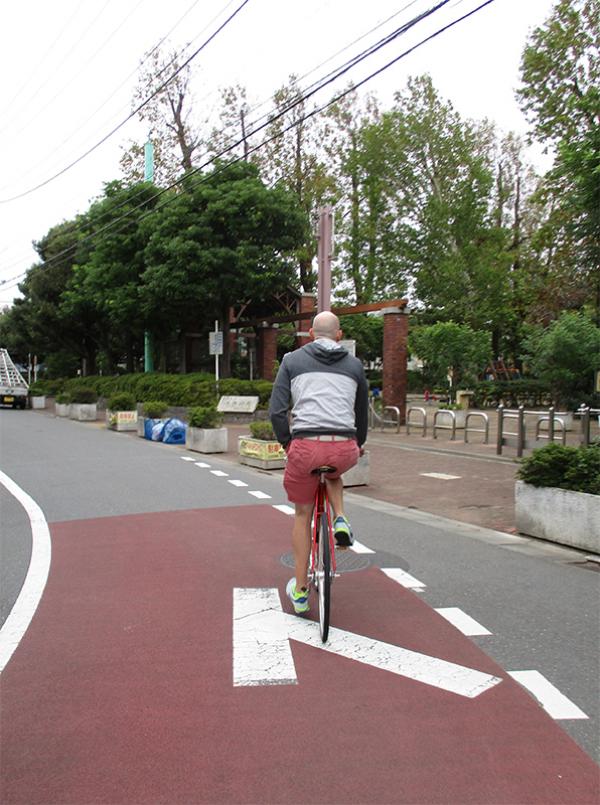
[517,443,600,495]
[47,373,274,409]
[471,379,552,409]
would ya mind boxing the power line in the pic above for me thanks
[0,0,251,205]
[0,0,496,292]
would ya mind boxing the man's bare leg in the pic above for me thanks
[292,503,313,590]
[325,476,345,519]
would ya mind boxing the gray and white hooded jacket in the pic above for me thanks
[269,338,369,449]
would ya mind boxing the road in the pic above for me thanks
[1,409,599,804]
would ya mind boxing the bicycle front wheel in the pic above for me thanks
[317,512,331,643]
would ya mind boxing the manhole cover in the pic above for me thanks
[280,551,371,573]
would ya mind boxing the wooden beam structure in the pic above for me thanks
[233,299,408,329]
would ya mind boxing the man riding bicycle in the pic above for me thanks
[269,310,369,614]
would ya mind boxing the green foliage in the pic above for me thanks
[142,400,168,418]
[70,387,97,404]
[188,406,223,429]
[249,420,276,440]
[409,322,491,397]
[523,312,600,407]
[518,443,600,495]
[339,315,383,363]
[55,392,71,405]
[28,381,51,395]
[107,392,137,411]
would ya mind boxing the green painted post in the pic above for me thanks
[144,139,154,371]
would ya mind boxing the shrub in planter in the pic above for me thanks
[517,443,600,495]
[188,406,223,429]
[56,392,71,404]
[142,400,169,419]
[71,387,97,404]
[249,420,277,440]
[107,392,136,411]
[55,392,71,417]
[69,387,98,421]
[186,406,226,453]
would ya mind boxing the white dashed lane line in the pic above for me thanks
[229,480,249,488]
[381,567,426,591]
[194,462,211,468]
[210,470,229,477]
[434,607,492,636]
[508,671,588,720]
[248,491,271,499]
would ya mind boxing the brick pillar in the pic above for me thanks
[257,324,279,381]
[296,293,316,349]
[382,308,409,425]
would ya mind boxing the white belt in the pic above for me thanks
[302,435,352,442]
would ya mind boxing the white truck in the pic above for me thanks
[0,348,29,408]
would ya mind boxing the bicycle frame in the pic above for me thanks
[309,471,336,579]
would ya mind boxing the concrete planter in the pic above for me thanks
[70,403,97,421]
[342,451,370,487]
[137,417,145,438]
[106,410,138,432]
[238,435,286,470]
[31,395,46,409]
[515,480,600,553]
[55,402,70,417]
[187,426,228,454]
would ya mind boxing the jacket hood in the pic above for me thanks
[304,339,349,365]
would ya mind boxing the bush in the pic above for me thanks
[142,400,168,418]
[107,392,136,411]
[28,381,50,396]
[70,387,97,404]
[55,392,71,404]
[249,420,276,440]
[517,443,600,495]
[471,379,551,408]
[188,406,223,429]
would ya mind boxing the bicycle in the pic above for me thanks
[309,465,337,642]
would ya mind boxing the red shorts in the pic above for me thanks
[283,437,360,505]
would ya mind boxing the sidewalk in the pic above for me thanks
[217,419,520,534]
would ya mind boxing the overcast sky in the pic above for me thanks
[0,0,557,306]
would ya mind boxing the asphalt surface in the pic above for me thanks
[1,407,599,803]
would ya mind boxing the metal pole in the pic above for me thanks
[496,405,504,455]
[580,405,590,447]
[144,139,154,372]
[317,207,333,313]
[548,406,555,443]
[215,320,220,399]
[517,405,525,458]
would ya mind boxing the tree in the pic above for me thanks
[141,161,307,376]
[523,312,600,407]
[409,322,491,398]
[120,45,204,187]
[518,0,600,323]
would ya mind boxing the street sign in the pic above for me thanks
[209,331,223,355]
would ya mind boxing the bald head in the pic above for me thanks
[310,311,341,341]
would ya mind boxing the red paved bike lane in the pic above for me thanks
[1,505,598,804]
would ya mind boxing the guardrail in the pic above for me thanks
[464,412,489,444]
[496,405,577,456]
[381,405,401,433]
[534,413,566,445]
[406,406,427,437]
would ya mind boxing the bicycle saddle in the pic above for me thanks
[311,465,337,474]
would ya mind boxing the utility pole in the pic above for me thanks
[317,206,333,313]
[144,138,154,372]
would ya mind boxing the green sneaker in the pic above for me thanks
[286,578,309,614]
[333,515,354,548]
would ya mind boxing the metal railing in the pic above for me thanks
[534,413,566,445]
[464,412,489,444]
[381,405,401,433]
[578,405,600,446]
[406,406,427,437]
[497,405,575,456]
[433,409,458,440]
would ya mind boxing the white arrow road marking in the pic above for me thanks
[233,588,502,697]
[508,671,588,719]
[381,567,426,591]
[435,608,492,636]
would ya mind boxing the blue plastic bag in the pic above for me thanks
[144,418,164,440]
[162,418,186,445]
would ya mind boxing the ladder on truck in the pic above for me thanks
[0,349,29,408]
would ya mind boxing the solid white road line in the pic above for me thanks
[381,567,426,590]
[0,471,51,675]
[435,607,492,636]
[508,670,588,720]
[420,472,461,480]
[233,588,502,697]
[194,462,211,468]
[350,539,375,554]
[248,491,271,499]
[210,470,229,477]
[228,480,249,488]
[272,504,295,515]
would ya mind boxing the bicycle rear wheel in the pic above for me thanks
[317,512,331,642]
